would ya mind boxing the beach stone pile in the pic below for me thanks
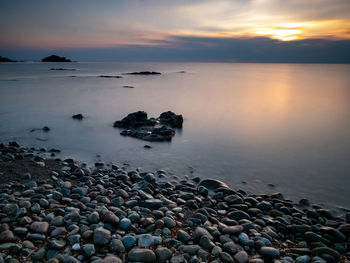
[113,111,183,141]
[0,143,349,263]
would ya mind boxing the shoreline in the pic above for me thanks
[0,142,349,263]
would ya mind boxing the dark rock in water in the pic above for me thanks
[50,68,76,71]
[199,179,229,191]
[124,71,161,75]
[144,145,152,149]
[159,111,183,128]
[0,56,15,62]
[42,55,71,62]
[98,75,122,78]
[42,126,50,132]
[114,111,152,128]
[72,114,83,120]
[114,111,183,141]
[123,85,134,88]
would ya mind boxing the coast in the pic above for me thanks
[0,142,349,263]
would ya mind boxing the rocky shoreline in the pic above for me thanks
[0,142,349,263]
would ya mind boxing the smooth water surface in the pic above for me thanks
[1,62,350,208]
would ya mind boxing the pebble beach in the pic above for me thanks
[0,142,349,263]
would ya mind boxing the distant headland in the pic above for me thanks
[0,56,15,62]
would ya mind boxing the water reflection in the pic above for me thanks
[0,62,350,208]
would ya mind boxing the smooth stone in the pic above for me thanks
[199,179,229,190]
[312,247,340,259]
[30,222,49,234]
[163,217,176,228]
[101,256,122,263]
[193,226,213,241]
[177,230,191,242]
[93,228,111,246]
[138,234,154,248]
[296,255,310,263]
[227,210,250,221]
[82,244,95,257]
[110,239,126,253]
[0,230,14,242]
[156,247,172,263]
[49,239,66,249]
[170,252,186,263]
[260,247,280,259]
[128,248,156,263]
[234,251,249,263]
[122,235,136,249]
[119,218,132,230]
[222,225,244,235]
[221,252,234,263]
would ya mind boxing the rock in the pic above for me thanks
[227,210,250,221]
[156,247,172,263]
[234,251,248,263]
[110,239,125,253]
[138,234,154,248]
[260,247,280,259]
[122,235,136,249]
[114,111,149,128]
[159,111,183,128]
[222,225,244,235]
[221,252,234,263]
[163,217,176,229]
[42,55,71,62]
[223,241,238,255]
[93,228,111,246]
[128,248,156,263]
[170,252,186,263]
[312,247,340,259]
[125,71,161,75]
[0,230,14,242]
[82,244,95,257]
[179,245,200,255]
[199,235,215,250]
[193,226,213,241]
[72,114,83,120]
[88,211,100,223]
[30,222,49,234]
[101,256,122,263]
[177,230,191,243]
[63,256,80,263]
[120,218,132,230]
[198,179,229,191]
[103,211,119,225]
[42,126,50,132]
[49,239,66,249]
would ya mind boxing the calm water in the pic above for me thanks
[1,62,350,209]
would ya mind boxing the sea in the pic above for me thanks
[1,62,350,209]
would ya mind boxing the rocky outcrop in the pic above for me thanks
[42,55,71,62]
[113,111,183,141]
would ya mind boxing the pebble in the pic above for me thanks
[128,248,156,263]
[93,228,111,246]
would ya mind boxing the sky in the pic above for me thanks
[1,0,350,62]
